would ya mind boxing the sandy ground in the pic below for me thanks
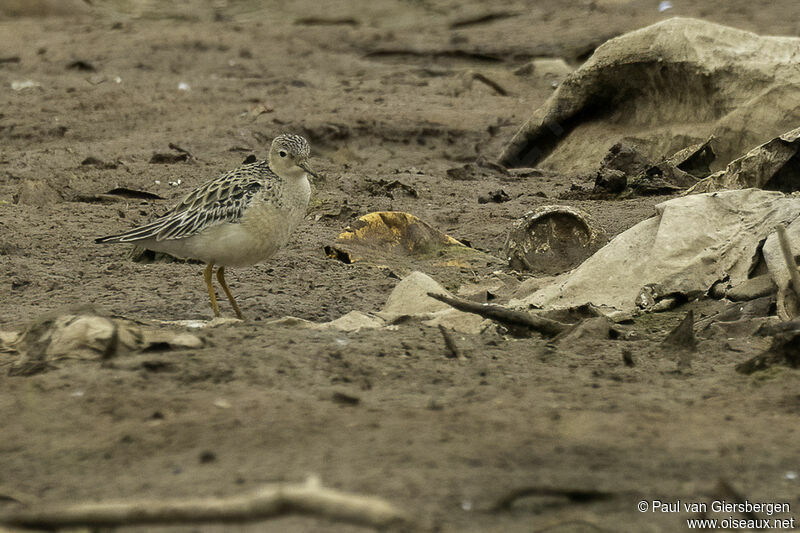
[2,1,800,531]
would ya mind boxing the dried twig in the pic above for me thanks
[427,292,568,337]
[449,11,517,29]
[491,486,614,512]
[437,324,464,360]
[295,17,359,26]
[0,477,409,531]
[776,224,800,305]
[167,142,192,156]
[471,72,508,96]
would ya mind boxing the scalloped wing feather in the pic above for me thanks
[96,161,275,244]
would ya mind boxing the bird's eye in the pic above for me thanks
[279,151,287,158]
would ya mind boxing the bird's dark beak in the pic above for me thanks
[298,160,319,180]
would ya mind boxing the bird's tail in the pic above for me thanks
[95,234,125,244]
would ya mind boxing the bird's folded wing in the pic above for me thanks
[98,163,275,244]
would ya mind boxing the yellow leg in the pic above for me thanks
[216,266,243,319]
[203,263,220,317]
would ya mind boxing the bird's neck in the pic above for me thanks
[280,172,311,207]
[280,166,308,181]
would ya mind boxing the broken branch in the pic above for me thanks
[490,486,614,512]
[427,292,568,337]
[0,478,409,531]
[471,72,508,96]
[437,324,465,360]
[449,11,518,30]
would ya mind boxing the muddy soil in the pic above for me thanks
[2,1,800,532]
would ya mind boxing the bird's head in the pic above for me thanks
[268,134,317,180]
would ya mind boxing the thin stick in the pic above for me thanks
[776,224,800,304]
[491,486,614,511]
[437,324,464,360]
[427,292,568,337]
[0,478,409,531]
[471,73,508,96]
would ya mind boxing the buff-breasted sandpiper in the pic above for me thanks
[96,134,317,319]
